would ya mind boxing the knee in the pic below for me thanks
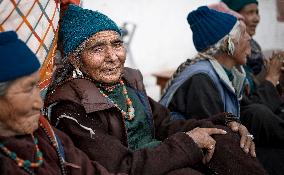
[241,104,274,122]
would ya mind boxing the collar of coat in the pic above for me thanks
[209,59,246,98]
[45,67,145,114]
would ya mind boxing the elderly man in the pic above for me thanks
[45,5,267,175]
[0,31,120,175]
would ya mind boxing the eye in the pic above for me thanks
[92,46,104,53]
[113,41,123,48]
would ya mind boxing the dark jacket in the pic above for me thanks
[45,67,266,175]
[0,121,118,175]
[162,59,245,119]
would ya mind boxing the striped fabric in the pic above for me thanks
[0,0,60,92]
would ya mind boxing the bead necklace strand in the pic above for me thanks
[0,134,43,175]
[97,80,135,120]
[39,123,67,175]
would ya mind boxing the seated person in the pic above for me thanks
[45,5,267,175]
[0,31,118,175]
[160,2,284,174]
[221,1,284,174]
[220,0,284,145]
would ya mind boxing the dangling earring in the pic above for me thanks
[227,36,235,56]
[72,68,83,78]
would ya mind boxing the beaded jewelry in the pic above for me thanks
[97,80,135,120]
[39,119,67,175]
[0,134,43,175]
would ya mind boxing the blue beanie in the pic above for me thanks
[187,6,237,52]
[0,31,40,83]
[60,5,121,57]
[222,0,258,12]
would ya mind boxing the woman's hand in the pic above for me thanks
[265,51,284,86]
[227,121,256,157]
[186,127,227,164]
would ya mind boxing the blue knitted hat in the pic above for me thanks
[0,31,40,83]
[60,5,121,57]
[187,6,237,52]
[222,0,258,12]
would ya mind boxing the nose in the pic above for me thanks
[105,45,118,61]
[253,13,260,24]
[33,87,43,110]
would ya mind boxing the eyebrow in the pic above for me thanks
[87,37,123,47]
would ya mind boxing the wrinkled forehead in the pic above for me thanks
[85,30,122,45]
[6,72,40,93]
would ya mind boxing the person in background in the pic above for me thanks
[0,31,120,175]
[45,4,266,175]
[221,1,284,174]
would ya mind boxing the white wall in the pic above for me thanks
[254,0,284,51]
[82,0,284,100]
[83,0,219,74]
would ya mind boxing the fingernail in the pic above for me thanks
[245,148,249,153]
[209,145,214,149]
[253,152,256,157]
[222,130,227,134]
[241,144,244,148]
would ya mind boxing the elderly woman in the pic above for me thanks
[45,5,267,175]
[220,1,284,174]
[160,3,284,175]
[0,31,118,175]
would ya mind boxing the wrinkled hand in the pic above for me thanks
[265,51,284,86]
[186,127,227,164]
[227,121,256,157]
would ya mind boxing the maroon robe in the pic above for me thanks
[0,126,123,175]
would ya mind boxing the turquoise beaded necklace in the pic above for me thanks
[97,79,135,120]
[0,134,43,174]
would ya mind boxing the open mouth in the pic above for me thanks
[103,67,120,75]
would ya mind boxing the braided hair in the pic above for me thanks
[162,21,242,95]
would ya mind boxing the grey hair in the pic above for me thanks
[162,21,242,95]
[0,81,13,97]
[201,20,242,57]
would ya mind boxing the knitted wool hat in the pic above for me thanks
[60,5,121,57]
[0,31,40,83]
[222,0,258,12]
[187,6,237,52]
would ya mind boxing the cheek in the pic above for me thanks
[82,52,103,67]
[118,50,127,63]
[11,99,33,116]
[0,101,13,122]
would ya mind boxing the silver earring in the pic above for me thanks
[72,68,83,78]
[227,36,235,56]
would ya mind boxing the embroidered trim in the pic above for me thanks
[56,115,96,139]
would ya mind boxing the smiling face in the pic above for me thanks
[79,30,126,84]
[239,3,260,36]
[0,72,43,135]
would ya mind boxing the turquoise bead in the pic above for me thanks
[10,152,17,160]
[36,151,43,157]
[23,160,31,167]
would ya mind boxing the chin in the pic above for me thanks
[103,77,121,84]
[100,73,123,84]
[249,30,256,36]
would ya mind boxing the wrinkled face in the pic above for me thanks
[239,3,260,36]
[80,30,126,84]
[232,21,251,65]
[0,72,43,135]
